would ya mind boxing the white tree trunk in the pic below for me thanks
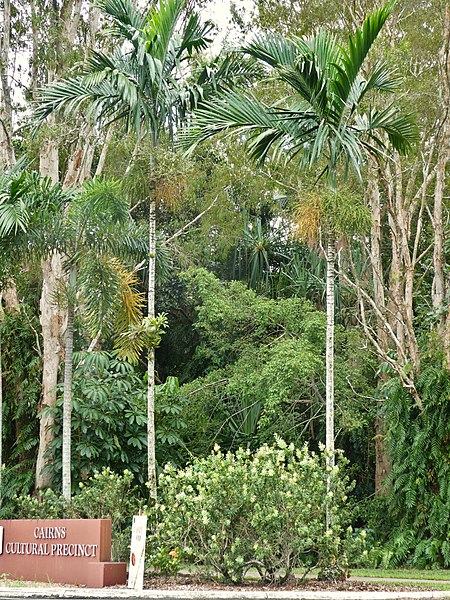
[62,296,74,500]
[147,195,157,499]
[39,136,59,184]
[325,235,336,465]
[94,127,113,177]
[0,0,16,169]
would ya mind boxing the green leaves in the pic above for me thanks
[382,365,450,567]
[151,441,352,583]
[96,0,146,40]
[0,172,30,236]
[116,313,168,363]
[335,0,395,107]
[35,0,214,142]
[185,1,417,185]
[244,34,299,68]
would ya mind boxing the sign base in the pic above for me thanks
[0,519,127,588]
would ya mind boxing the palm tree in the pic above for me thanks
[34,0,214,498]
[59,178,148,499]
[183,1,417,471]
[0,169,148,499]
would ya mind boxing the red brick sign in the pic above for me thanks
[0,519,126,587]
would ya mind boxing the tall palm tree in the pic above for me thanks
[183,1,417,469]
[0,171,147,499]
[34,0,213,498]
[59,178,147,499]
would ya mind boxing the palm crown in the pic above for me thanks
[34,0,213,140]
[184,1,418,187]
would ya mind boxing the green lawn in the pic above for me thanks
[369,580,450,591]
[350,568,450,581]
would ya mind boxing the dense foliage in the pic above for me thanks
[14,469,139,561]
[0,0,448,576]
[150,439,353,583]
[381,367,450,568]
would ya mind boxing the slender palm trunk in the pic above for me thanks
[0,293,3,500]
[325,235,335,462]
[62,296,74,500]
[147,183,157,499]
[325,235,336,528]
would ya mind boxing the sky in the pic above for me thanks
[202,0,255,51]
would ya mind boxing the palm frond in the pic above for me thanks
[244,34,299,68]
[70,178,129,226]
[34,77,102,124]
[353,61,400,104]
[355,104,418,154]
[178,12,213,57]
[278,57,328,116]
[182,91,278,152]
[115,314,168,363]
[78,253,122,336]
[112,260,146,354]
[305,30,341,78]
[143,0,184,64]
[333,0,395,108]
[96,0,146,39]
[0,198,29,236]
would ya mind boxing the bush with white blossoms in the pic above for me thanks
[149,438,353,583]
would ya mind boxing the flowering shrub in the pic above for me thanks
[149,438,352,583]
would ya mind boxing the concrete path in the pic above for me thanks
[0,587,449,600]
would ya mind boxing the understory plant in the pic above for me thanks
[149,438,353,583]
[14,468,140,561]
[381,365,450,568]
[43,352,186,489]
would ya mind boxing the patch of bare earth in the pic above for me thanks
[144,574,437,592]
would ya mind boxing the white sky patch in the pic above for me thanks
[202,0,255,52]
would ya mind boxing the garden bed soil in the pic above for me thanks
[143,573,441,593]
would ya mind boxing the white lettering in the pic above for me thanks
[8,539,98,560]
[34,526,67,540]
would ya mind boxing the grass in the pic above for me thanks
[371,580,450,591]
[350,568,450,581]
[0,575,61,588]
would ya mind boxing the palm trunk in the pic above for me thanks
[325,235,335,462]
[325,235,335,529]
[62,292,74,501]
[0,293,3,501]
[147,186,157,499]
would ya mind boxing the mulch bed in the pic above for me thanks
[143,573,437,592]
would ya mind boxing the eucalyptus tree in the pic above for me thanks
[184,1,417,468]
[34,0,215,497]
